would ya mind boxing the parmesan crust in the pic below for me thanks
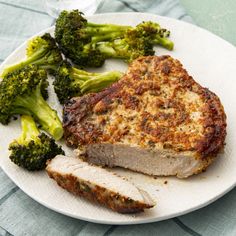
[63,56,227,177]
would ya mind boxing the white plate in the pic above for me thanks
[0,12,236,225]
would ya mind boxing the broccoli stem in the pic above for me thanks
[84,23,131,44]
[1,48,48,77]
[151,36,174,50]
[1,34,62,77]
[96,41,130,60]
[71,67,100,77]
[71,68,123,93]
[96,36,173,60]
[18,115,40,144]
[80,71,123,93]
[91,32,128,44]
[14,84,63,140]
[69,68,97,86]
[86,22,131,34]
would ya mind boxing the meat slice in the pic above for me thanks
[46,155,155,213]
[63,55,227,178]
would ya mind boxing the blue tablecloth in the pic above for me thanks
[0,1,235,235]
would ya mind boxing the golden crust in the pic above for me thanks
[47,170,153,213]
[63,56,227,161]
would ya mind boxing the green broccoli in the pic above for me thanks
[9,115,64,171]
[135,21,174,50]
[53,61,123,104]
[1,33,63,77]
[90,21,174,62]
[55,10,131,67]
[0,65,63,140]
[55,10,174,67]
[96,27,155,62]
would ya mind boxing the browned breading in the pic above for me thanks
[46,155,155,213]
[47,170,153,213]
[63,56,226,163]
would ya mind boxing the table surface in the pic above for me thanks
[180,0,236,46]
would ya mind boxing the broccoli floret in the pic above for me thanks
[96,21,174,61]
[9,115,64,171]
[135,21,174,50]
[55,10,174,67]
[55,10,131,67]
[1,33,63,77]
[96,27,155,62]
[53,61,123,104]
[0,65,63,140]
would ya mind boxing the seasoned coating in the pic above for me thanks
[63,56,227,177]
[46,155,155,213]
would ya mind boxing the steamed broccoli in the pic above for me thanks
[9,115,64,171]
[53,61,123,104]
[55,10,174,67]
[1,33,63,77]
[0,65,63,140]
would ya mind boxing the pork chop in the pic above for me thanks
[46,155,155,213]
[63,55,227,178]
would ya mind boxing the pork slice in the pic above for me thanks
[46,155,155,213]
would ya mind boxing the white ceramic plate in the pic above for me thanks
[0,13,236,225]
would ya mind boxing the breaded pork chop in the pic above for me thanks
[63,55,227,178]
[46,155,155,213]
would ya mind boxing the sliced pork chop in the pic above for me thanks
[63,55,227,178]
[46,155,155,213]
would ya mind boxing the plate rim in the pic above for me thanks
[0,12,236,225]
